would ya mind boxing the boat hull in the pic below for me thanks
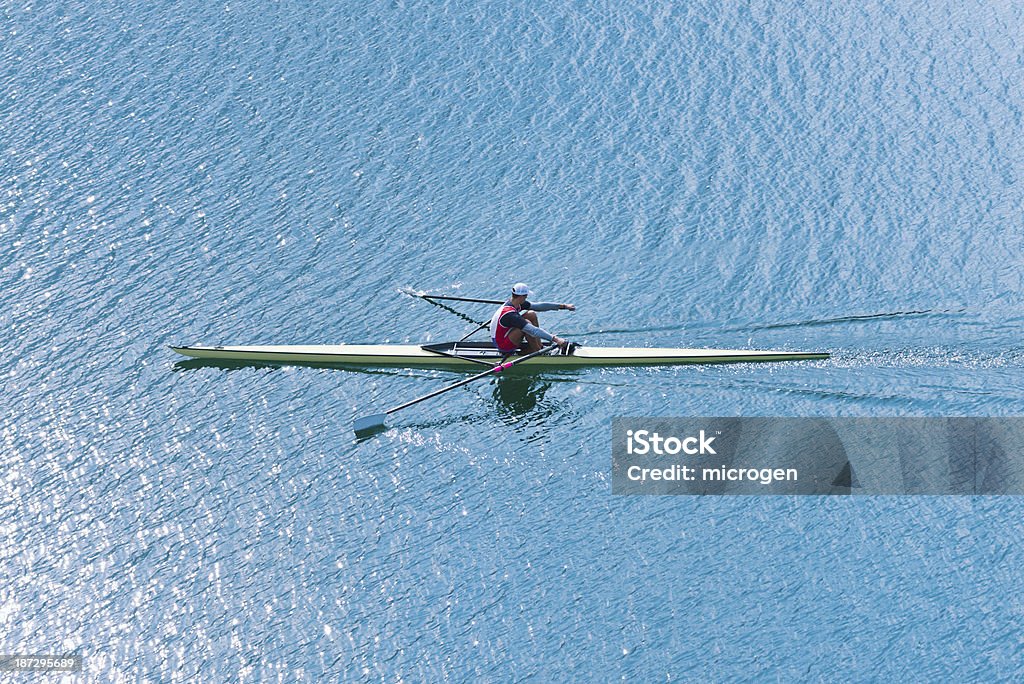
[169,343,830,367]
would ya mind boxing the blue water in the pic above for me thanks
[3,0,1024,679]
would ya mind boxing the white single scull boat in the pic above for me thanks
[173,290,831,432]
[169,341,829,367]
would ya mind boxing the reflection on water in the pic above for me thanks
[491,375,549,420]
[172,359,278,372]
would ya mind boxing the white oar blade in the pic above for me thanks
[354,413,388,434]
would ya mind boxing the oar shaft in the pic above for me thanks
[458,320,490,342]
[385,368,498,415]
[421,294,504,305]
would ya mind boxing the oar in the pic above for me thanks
[424,294,503,304]
[400,287,503,305]
[458,319,490,342]
[421,345,494,367]
[354,341,560,433]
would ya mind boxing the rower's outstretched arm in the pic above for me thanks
[529,302,575,312]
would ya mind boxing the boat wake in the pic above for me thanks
[566,308,964,338]
[733,308,964,333]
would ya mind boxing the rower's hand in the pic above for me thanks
[553,336,569,350]
[562,303,576,311]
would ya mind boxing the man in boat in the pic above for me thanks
[489,283,575,354]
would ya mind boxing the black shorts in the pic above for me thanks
[496,339,530,355]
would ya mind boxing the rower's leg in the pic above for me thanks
[520,311,542,352]
[508,326,541,353]
[506,327,529,352]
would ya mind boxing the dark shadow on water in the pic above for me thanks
[172,359,277,372]
[490,375,556,424]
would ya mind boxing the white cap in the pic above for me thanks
[511,282,531,297]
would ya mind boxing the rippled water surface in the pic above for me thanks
[4,0,1024,679]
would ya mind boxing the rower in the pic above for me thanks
[489,283,575,354]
